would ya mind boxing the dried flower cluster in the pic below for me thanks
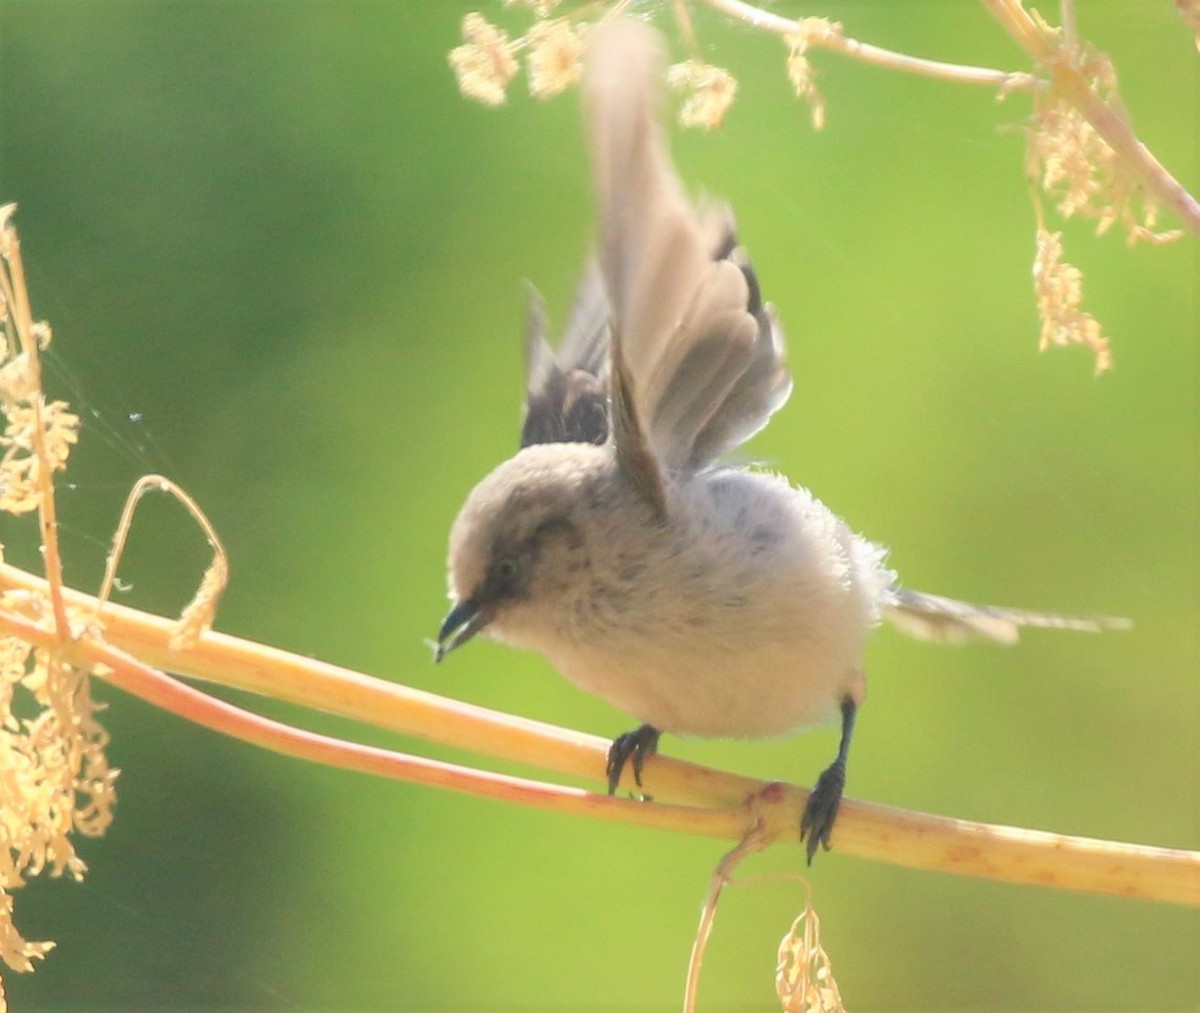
[0,204,117,1001]
[449,6,586,108]
[448,5,861,133]
[1032,225,1111,374]
[784,19,842,130]
[0,291,77,515]
[1019,11,1184,372]
[775,895,845,1013]
[449,6,748,131]
[667,59,737,130]
[526,17,587,100]
[1025,12,1180,246]
[449,12,520,107]
[0,205,228,1002]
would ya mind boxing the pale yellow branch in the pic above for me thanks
[697,0,1036,89]
[0,561,1196,907]
[0,605,739,840]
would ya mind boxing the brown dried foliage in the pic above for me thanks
[0,205,117,993]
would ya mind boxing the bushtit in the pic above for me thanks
[436,19,1118,862]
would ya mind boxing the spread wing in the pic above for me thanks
[522,19,792,512]
[583,18,791,502]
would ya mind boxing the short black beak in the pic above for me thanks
[435,598,491,662]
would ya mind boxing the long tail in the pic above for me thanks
[885,587,1130,645]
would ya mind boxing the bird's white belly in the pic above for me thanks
[553,630,864,737]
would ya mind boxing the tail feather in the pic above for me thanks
[886,588,1129,646]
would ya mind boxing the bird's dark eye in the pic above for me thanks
[493,556,520,584]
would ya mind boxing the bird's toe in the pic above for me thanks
[606,725,661,795]
[800,759,846,865]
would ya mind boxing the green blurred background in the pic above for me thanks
[1,1,1196,1009]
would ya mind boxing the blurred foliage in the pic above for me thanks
[1,1,1196,1008]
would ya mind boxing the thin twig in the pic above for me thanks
[672,0,700,59]
[684,820,771,1012]
[1060,0,1078,50]
[697,0,1036,89]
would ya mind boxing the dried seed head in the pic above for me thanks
[0,207,117,978]
[776,896,845,1013]
[1025,12,1180,245]
[1033,225,1112,374]
[170,552,229,650]
[0,401,80,514]
[1,632,117,974]
[667,60,737,131]
[449,12,520,107]
[526,18,585,100]
[785,19,841,130]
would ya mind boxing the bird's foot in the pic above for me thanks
[606,725,661,796]
[799,758,845,865]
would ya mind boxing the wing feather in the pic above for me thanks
[520,274,610,448]
[583,19,792,486]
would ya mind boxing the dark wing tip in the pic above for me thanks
[519,267,613,449]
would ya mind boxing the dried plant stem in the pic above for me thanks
[684,821,770,1013]
[983,0,1200,238]
[0,227,70,640]
[696,0,1035,89]
[672,0,700,57]
[0,560,1196,907]
[93,473,230,651]
[96,475,224,614]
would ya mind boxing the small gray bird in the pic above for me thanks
[436,19,1117,862]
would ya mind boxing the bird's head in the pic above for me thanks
[436,443,610,660]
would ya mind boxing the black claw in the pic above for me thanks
[606,725,661,795]
[799,759,846,865]
[799,696,856,865]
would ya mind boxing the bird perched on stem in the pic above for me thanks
[436,18,1119,862]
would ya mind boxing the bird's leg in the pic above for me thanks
[799,696,857,865]
[606,724,661,796]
